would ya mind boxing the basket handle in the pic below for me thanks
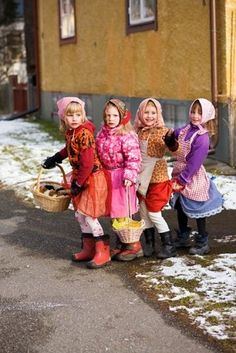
[125,186,132,220]
[36,163,69,192]
[55,163,69,188]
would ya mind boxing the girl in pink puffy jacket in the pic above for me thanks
[96,98,142,261]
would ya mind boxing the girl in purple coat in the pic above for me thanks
[96,99,142,261]
[165,98,223,255]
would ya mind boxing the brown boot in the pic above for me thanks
[87,235,111,269]
[116,241,143,261]
[72,233,95,261]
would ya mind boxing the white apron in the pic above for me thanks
[137,138,162,197]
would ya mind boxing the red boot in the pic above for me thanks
[116,241,143,261]
[110,237,126,260]
[72,233,95,262]
[87,235,111,269]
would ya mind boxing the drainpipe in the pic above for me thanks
[32,0,41,111]
[209,0,219,149]
[228,11,236,167]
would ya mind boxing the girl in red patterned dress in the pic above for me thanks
[42,97,111,269]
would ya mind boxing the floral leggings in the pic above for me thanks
[75,211,104,237]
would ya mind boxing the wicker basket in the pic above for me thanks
[113,218,145,243]
[112,187,145,243]
[31,164,71,212]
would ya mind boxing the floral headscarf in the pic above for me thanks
[103,98,131,125]
[134,98,165,131]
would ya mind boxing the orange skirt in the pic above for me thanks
[72,170,111,218]
[138,180,172,212]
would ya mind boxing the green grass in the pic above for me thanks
[167,277,200,292]
[190,255,216,267]
[29,116,65,142]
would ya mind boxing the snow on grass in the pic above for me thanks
[136,254,236,341]
[211,175,236,210]
[0,118,71,203]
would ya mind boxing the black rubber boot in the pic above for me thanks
[174,227,192,248]
[156,231,176,259]
[143,227,155,257]
[189,233,209,255]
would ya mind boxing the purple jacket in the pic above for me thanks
[174,124,210,185]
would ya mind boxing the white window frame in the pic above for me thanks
[129,0,155,25]
[58,0,76,44]
[126,0,157,34]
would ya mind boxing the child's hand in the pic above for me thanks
[42,152,63,169]
[71,180,83,196]
[163,130,179,152]
[124,179,132,187]
[171,178,185,192]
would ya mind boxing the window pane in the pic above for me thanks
[143,0,155,20]
[127,0,157,34]
[15,0,24,18]
[60,0,75,40]
[129,0,155,25]
[130,0,141,23]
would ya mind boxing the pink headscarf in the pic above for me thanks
[57,97,86,120]
[189,98,215,134]
[134,98,165,131]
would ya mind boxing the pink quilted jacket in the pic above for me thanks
[96,126,141,183]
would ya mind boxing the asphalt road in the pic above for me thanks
[0,189,234,353]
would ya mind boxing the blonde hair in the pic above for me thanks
[103,102,114,122]
[206,119,216,138]
[113,122,135,135]
[147,100,156,109]
[59,102,87,132]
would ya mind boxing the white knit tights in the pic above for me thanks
[139,201,170,234]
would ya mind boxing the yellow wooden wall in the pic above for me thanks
[225,0,236,100]
[37,0,231,102]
